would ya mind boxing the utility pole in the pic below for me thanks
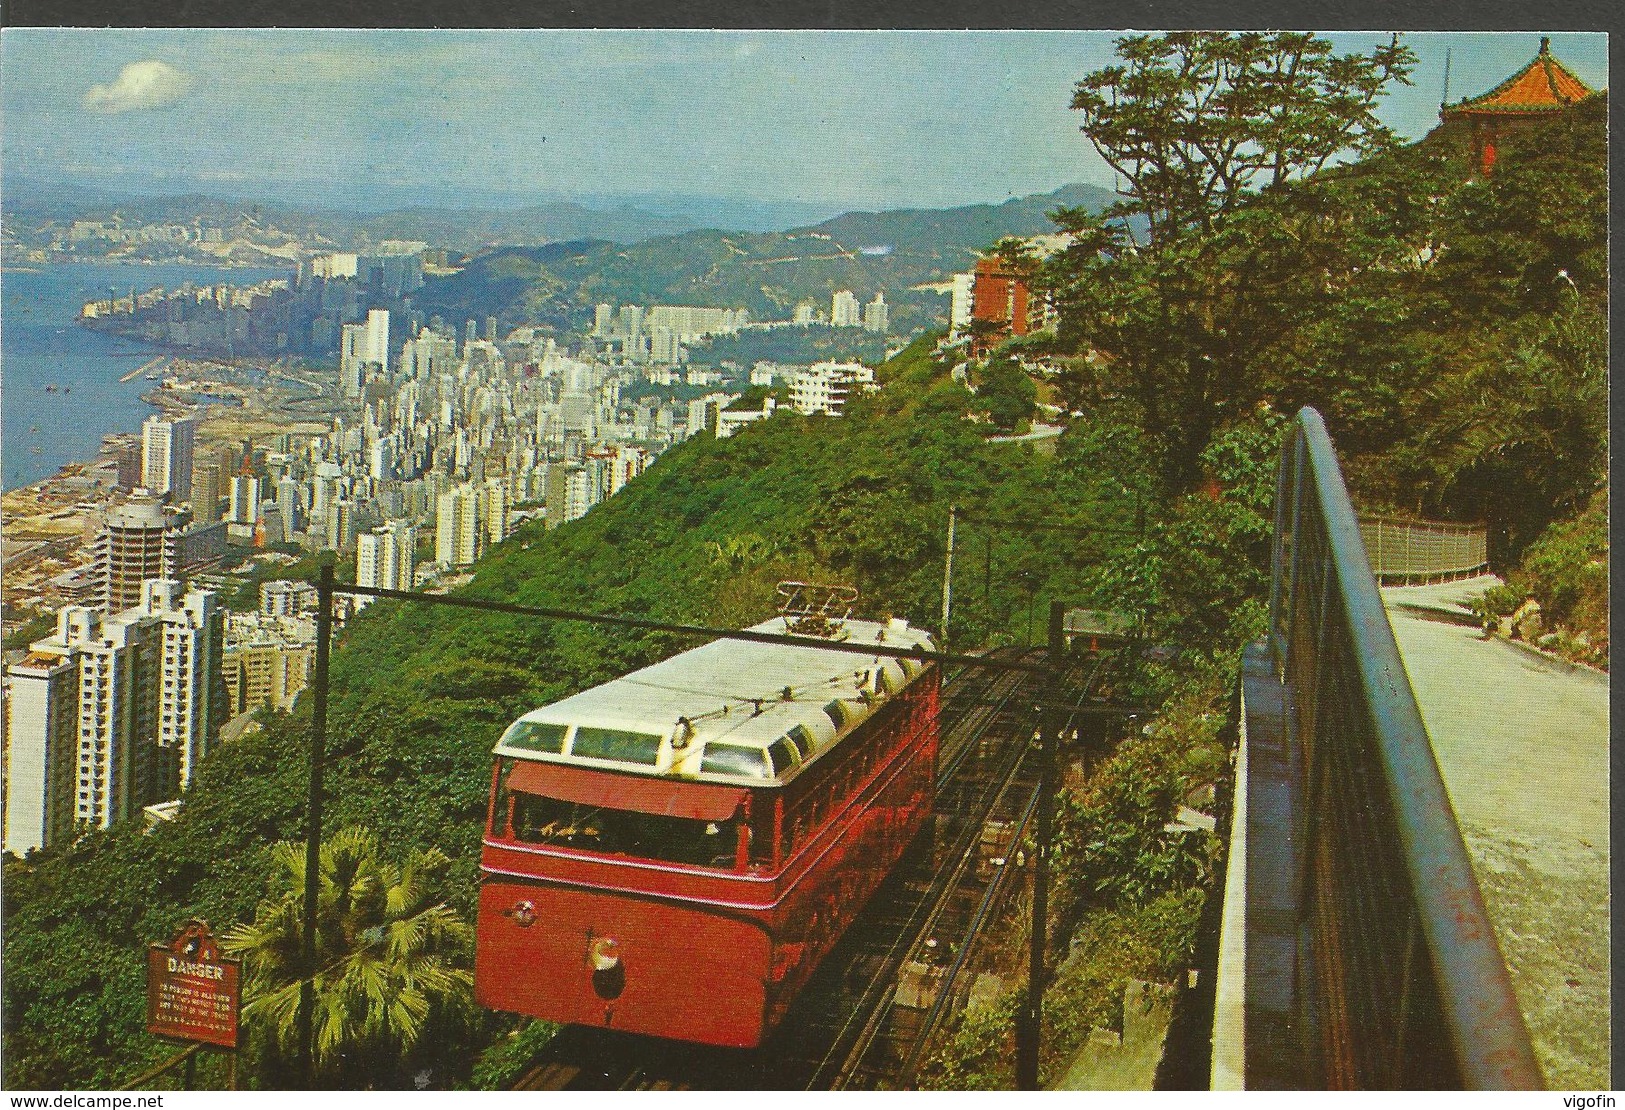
[297,562,334,1089]
[1017,599,1065,1090]
[940,505,956,652]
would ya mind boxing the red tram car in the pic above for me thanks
[474,614,939,1048]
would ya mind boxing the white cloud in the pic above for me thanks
[82,60,193,114]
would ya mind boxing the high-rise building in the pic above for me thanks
[650,326,682,365]
[339,309,390,398]
[115,441,143,491]
[562,465,597,524]
[140,580,224,798]
[141,415,196,502]
[609,446,650,495]
[949,272,976,337]
[435,485,482,566]
[356,521,417,600]
[3,642,80,854]
[325,497,357,553]
[593,303,613,336]
[832,289,860,327]
[863,292,889,334]
[260,578,316,616]
[480,479,509,546]
[191,461,224,523]
[3,581,222,854]
[229,474,260,525]
[95,495,177,612]
[274,477,303,535]
[221,613,316,717]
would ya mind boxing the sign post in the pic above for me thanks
[146,920,242,1084]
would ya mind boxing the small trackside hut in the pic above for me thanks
[474,608,940,1048]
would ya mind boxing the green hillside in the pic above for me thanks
[1,75,1606,1092]
[2,336,1178,1090]
[411,183,1117,337]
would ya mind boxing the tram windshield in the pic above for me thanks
[509,790,745,868]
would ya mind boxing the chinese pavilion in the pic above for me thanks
[1438,38,1598,176]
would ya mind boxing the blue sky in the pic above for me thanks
[0,30,1608,213]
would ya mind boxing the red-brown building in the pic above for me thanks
[1438,38,1598,176]
[969,255,1055,357]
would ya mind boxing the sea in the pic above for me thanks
[1,262,289,491]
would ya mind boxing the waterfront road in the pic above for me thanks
[1382,575,1609,1089]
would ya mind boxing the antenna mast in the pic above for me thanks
[1441,46,1453,108]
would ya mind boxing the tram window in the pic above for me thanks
[767,739,796,776]
[510,791,742,867]
[786,725,815,759]
[823,701,848,732]
[501,720,568,754]
[571,726,663,765]
[701,743,769,778]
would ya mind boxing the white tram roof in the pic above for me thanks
[494,616,935,787]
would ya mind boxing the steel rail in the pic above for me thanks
[807,670,1046,1089]
[1269,408,1540,1089]
[900,775,1042,1086]
[818,657,1091,1090]
[895,654,1111,1086]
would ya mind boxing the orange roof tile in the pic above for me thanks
[1444,39,1597,116]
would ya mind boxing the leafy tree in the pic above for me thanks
[973,356,1038,432]
[222,826,473,1087]
[1043,32,1416,489]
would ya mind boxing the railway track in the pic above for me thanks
[505,647,1110,1091]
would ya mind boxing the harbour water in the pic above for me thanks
[2,262,287,491]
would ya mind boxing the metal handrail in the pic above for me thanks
[1356,515,1488,583]
[1266,408,1541,1089]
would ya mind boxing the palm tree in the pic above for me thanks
[223,826,474,1086]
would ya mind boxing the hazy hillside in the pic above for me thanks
[3,180,693,249]
[412,183,1118,335]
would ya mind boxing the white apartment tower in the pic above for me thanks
[340,308,391,398]
[3,584,224,854]
[832,289,860,327]
[141,580,224,797]
[229,473,261,526]
[3,643,80,854]
[863,292,889,334]
[436,485,482,567]
[480,479,509,547]
[356,522,417,599]
[141,415,196,502]
[949,272,976,337]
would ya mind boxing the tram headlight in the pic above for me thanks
[588,936,621,972]
[509,900,536,928]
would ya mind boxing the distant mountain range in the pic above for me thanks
[411,182,1119,335]
[3,175,1107,249]
[3,178,697,248]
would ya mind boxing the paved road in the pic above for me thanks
[1382,576,1609,1089]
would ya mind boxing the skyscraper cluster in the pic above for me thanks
[831,290,889,333]
[4,580,223,855]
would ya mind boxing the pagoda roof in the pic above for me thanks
[1443,38,1597,117]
